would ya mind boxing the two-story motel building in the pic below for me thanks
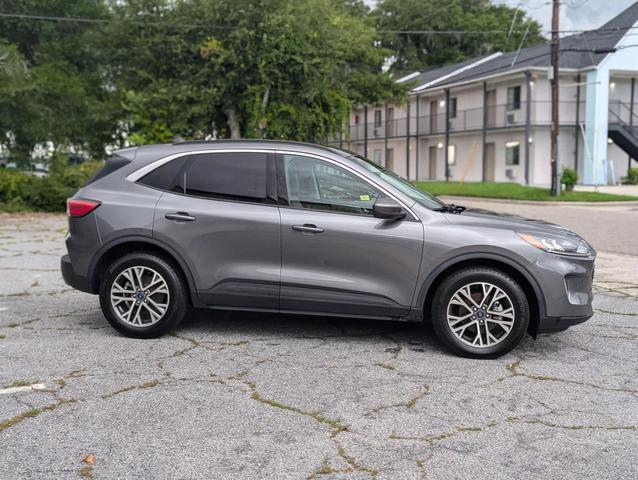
[334,2,638,186]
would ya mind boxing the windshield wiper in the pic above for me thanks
[433,203,466,214]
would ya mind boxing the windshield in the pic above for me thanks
[338,152,446,210]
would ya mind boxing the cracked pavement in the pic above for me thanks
[0,212,637,480]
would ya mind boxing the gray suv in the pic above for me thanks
[61,140,595,358]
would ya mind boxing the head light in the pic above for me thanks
[517,232,591,257]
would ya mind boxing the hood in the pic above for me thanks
[444,207,581,238]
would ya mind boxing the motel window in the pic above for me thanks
[374,110,382,128]
[506,142,520,166]
[507,86,521,111]
[386,148,394,171]
[372,149,382,165]
[449,98,458,119]
[447,145,456,166]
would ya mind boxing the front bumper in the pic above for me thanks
[538,313,592,333]
[61,254,94,294]
[532,251,595,334]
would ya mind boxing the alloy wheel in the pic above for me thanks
[110,266,170,327]
[446,282,515,348]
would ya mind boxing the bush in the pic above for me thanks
[621,167,638,185]
[561,167,578,192]
[0,160,102,212]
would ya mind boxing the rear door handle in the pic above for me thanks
[165,212,196,222]
[292,224,324,234]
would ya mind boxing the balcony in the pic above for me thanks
[342,101,586,143]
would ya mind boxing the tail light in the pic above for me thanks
[67,198,101,218]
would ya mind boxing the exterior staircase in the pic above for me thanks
[608,101,638,163]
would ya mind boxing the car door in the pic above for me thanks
[150,150,281,309]
[277,152,424,319]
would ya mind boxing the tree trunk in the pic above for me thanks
[257,86,271,138]
[224,105,241,139]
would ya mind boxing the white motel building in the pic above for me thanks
[332,2,638,186]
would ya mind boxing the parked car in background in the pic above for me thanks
[61,141,595,358]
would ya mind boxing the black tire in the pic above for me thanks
[431,267,529,358]
[99,252,188,338]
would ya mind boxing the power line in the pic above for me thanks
[0,12,236,30]
[564,0,592,8]
[2,11,638,37]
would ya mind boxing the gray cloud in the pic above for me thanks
[493,0,636,32]
[364,0,637,34]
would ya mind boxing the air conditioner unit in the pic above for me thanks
[505,168,516,180]
[506,114,516,124]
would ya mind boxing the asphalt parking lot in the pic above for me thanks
[1,210,637,480]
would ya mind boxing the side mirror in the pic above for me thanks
[373,197,406,220]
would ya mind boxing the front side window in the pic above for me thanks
[344,153,445,210]
[506,142,520,165]
[507,86,521,111]
[283,154,384,216]
[183,152,268,203]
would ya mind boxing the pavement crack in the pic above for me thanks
[369,385,430,414]
[101,379,161,399]
[3,317,41,328]
[501,360,636,393]
[245,381,348,436]
[0,398,76,433]
[515,418,638,431]
[334,440,379,479]
[306,440,379,479]
[416,454,433,480]
[389,421,498,444]
[594,308,638,317]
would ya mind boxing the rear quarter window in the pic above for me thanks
[84,154,130,186]
[138,156,189,192]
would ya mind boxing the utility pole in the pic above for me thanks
[550,0,560,196]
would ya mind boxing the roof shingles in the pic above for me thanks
[405,1,638,92]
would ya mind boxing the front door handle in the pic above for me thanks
[292,224,324,234]
[165,212,196,222]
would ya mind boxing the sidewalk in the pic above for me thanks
[574,184,638,196]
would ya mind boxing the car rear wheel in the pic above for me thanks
[99,252,188,338]
[431,267,529,358]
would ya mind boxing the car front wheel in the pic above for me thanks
[99,252,188,338]
[431,267,529,358]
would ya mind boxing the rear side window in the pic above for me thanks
[138,156,189,192]
[184,152,268,203]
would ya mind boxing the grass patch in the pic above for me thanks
[415,181,638,202]
[6,379,38,388]
[0,399,76,433]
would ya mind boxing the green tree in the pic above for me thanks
[0,0,120,165]
[375,0,544,74]
[103,0,404,142]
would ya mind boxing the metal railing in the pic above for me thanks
[342,101,587,142]
[609,100,638,127]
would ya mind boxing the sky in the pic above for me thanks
[492,0,636,32]
[364,0,637,33]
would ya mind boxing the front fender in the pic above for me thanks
[414,248,547,320]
